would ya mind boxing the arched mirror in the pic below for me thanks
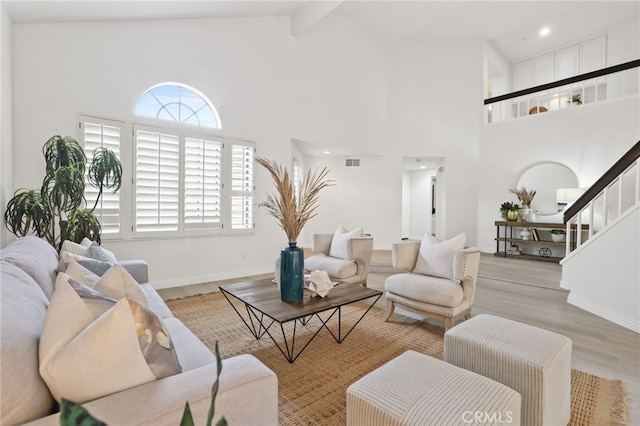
[516,162,579,215]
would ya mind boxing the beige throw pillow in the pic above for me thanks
[93,263,150,308]
[65,260,101,286]
[329,226,363,260]
[413,233,466,282]
[39,274,181,403]
[60,240,89,256]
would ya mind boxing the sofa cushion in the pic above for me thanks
[0,261,56,425]
[0,236,59,300]
[329,226,363,260]
[304,254,357,279]
[385,272,464,308]
[413,233,465,282]
[163,318,216,372]
[39,273,181,403]
[141,283,175,320]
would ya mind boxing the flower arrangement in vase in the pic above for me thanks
[256,157,333,302]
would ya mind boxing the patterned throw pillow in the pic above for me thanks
[413,233,466,282]
[328,226,363,260]
[39,273,181,403]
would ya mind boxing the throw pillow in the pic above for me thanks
[58,251,113,276]
[60,240,89,256]
[39,273,181,403]
[88,242,118,263]
[65,260,101,286]
[329,226,363,260]
[413,233,466,281]
[65,261,149,307]
[93,263,150,307]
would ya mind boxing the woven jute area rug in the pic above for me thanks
[166,292,629,425]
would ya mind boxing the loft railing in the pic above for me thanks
[563,141,640,255]
[485,59,640,123]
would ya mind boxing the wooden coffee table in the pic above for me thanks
[219,278,382,363]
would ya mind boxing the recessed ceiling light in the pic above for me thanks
[323,151,330,155]
[539,27,550,37]
[419,166,427,170]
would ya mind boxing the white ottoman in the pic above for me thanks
[346,350,521,426]
[444,314,572,426]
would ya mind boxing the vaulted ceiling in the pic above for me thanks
[4,1,638,62]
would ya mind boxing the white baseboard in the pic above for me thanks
[567,293,640,334]
[152,266,273,290]
[559,278,571,290]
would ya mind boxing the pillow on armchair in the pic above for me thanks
[329,226,363,259]
[413,233,466,282]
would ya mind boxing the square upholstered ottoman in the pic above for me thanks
[346,350,521,426]
[444,314,572,426]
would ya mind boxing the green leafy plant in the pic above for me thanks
[500,202,520,221]
[550,229,566,235]
[570,94,582,105]
[60,342,227,426]
[3,135,122,251]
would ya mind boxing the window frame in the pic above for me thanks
[79,115,255,241]
[79,115,126,241]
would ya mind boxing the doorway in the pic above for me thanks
[401,157,444,240]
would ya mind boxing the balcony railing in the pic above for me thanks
[485,59,640,123]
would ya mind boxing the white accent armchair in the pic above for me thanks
[383,240,481,331]
[304,233,374,286]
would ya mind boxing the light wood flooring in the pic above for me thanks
[159,253,640,423]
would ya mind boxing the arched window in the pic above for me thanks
[135,82,221,128]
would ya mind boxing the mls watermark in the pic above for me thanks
[462,411,515,424]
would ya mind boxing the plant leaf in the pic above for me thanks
[59,398,106,426]
[180,402,196,426]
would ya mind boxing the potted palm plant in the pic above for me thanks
[4,134,122,251]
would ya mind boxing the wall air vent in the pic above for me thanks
[345,158,360,167]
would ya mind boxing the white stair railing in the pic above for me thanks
[564,154,639,257]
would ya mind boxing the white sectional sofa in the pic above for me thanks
[0,236,278,425]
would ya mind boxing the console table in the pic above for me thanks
[495,221,569,263]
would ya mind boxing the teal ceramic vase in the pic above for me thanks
[280,242,304,302]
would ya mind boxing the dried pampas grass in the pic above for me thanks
[509,186,537,207]
[256,157,333,243]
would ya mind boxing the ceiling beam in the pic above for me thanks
[290,1,343,37]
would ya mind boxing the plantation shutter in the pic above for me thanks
[134,125,180,234]
[230,141,255,230]
[184,135,222,231]
[80,116,123,238]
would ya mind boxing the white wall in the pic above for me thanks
[607,17,640,65]
[386,39,484,245]
[477,96,640,253]
[7,12,639,288]
[562,207,639,333]
[0,4,12,248]
[10,15,392,286]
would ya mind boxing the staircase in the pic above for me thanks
[560,141,640,333]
